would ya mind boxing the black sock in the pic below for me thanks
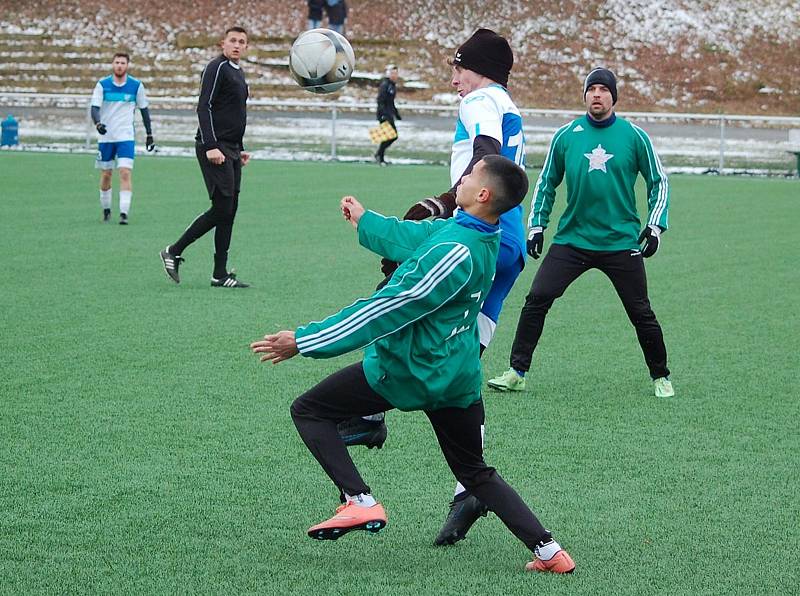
[213,252,228,279]
[453,491,470,503]
[536,532,554,547]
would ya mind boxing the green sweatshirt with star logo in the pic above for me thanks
[529,114,670,251]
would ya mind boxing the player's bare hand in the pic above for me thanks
[206,148,225,165]
[341,195,365,228]
[241,151,251,166]
[251,330,298,364]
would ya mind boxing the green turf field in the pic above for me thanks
[1,152,798,594]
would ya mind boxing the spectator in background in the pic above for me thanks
[325,0,347,34]
[307,0,324,29]
[307,0,347,34]
[374,65,400,166]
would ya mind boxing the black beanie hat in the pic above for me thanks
[583,68,618,104]
[452,28,513,87]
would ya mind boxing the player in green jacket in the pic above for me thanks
[251,156,575,574]
[488,68,674,398]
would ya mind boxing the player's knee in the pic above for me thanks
[630,307,658,327]
[209,195,235,220]
[525,287,558,311]
[289,398,307,422]
[207,202,234,224]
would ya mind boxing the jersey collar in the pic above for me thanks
[456,209,499,234]
[585,113,617,128]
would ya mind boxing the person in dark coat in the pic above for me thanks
[374,65,400,165]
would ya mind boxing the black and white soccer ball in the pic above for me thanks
[288,28,356,94]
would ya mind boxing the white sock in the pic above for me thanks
[100,189,112,209]
[535,539,562,560]
[361,413,384,422]
[453,423,485,498]
[344,492,377,507]
[119,190,132,215]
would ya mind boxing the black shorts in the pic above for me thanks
[195,142,242,201]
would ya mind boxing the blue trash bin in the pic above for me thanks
[1,114,19,146]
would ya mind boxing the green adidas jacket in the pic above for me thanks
[529,114,670,251]
[295,210,499,411]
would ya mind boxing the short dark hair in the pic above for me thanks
[113,52,130,62]
[225,26,248,37]
[481,155,529,216]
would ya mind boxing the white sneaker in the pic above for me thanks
[654,377,674,397]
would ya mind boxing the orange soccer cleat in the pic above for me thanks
[525,549,576,574]
[307,501,387,541]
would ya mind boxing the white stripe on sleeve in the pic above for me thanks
[297,243,471,354]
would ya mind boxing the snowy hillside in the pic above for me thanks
[1,0,798,114]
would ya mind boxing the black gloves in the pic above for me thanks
[381,191,456,278]
[638,225,661,258]
[380,258,399,278]
[402,190,456,221]
[527,227,544,259]
[403,197,446,221]
[146,135,155,152]
[96,122,107,135]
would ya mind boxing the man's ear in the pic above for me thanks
[476,187,492,205]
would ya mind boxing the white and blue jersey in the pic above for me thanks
[451,84,527,344]
[90,75,149,143]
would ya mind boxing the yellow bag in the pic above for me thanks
[369,121,398,144]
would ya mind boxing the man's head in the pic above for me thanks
[112,53,129,78]
[221,26,248,63]
[456,155,528,222]
[583,67,617,120]
[449,28,513,97]
[386,64,399,82]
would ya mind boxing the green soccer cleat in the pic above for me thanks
[653,377,675,397]
[487,368,526,392]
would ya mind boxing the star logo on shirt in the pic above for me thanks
[584,144,614,173]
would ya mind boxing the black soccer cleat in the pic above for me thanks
[433,493,489,546]
[337,417,388,449]
[211,272,250,288]
[119,213,128,225]
[160,247,184,284]
[102,208,111,222]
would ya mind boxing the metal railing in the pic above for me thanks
[2,91,799,174]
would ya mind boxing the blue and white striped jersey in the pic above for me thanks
[90,75,148,143]
[451,83,526,256]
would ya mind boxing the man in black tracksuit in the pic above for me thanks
[374,65,400,165]
[159,26,251,288]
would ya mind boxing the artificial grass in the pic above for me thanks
[1,152,798,594]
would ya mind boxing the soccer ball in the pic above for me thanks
[288,28,355,94]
